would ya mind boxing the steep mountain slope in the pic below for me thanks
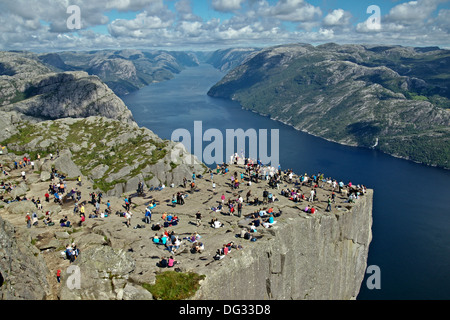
[0,51,134,124]
[0,51,205,195]
[48,50,200,95]
[208,43,450,169]
[204,47,260,72]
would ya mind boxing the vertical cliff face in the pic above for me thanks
[194,190,373,300]
[0,216,50,300]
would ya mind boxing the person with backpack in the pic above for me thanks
[25,213,31,228]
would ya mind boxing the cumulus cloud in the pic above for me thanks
[258,0,322,22]
[109,11,174,38]
[384,0,442,24]
[0,0,448,51]
[212,0,245,12]
[175,0,202,22]
[323,9,352,27]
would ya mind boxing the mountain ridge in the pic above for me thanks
[207,43,450,169]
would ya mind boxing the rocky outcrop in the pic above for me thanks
[5,71,134,124]
[0,51,134,124]
[0,156,373,301]
[59,246,152,300]
[1,116,206,196]
[0,216,50,299]
[194,190,373,300]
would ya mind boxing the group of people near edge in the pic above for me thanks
[146,156,365,267]
[2,150,365,271]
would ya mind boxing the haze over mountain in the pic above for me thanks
[39,50,200,96]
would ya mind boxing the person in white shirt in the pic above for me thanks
[309,189,315,202]
[125,211,132,227]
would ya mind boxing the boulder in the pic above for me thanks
[59,245,136,300]
[40,171,51,182]
[10,182,29,198]
[0,216,50,299]
[53,149,82,178]
[55,231,70,239]
[6,201,36,215]
[121,283,153,300]
[76,233,108,248]
[90,164,109,180]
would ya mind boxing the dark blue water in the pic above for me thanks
[122,64,450,300]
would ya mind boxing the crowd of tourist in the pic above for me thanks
[1,149,367,282]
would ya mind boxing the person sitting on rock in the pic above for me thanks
[172,194,177,206]
[171,214,179,226]
[72,243,80,260]
[158,257,168,268]
[60,216,71,227]
[65,245,74,262]
[195,242,204,253]
[169,237,182,254]
[168,256,177,268]
[160,234,168,246]
[151,223,161,231]
[54,192,62,205]
[262,215,276,228]
[211,218,223,229]
[43,216,54,226]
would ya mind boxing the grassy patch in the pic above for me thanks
[143,271,205,300]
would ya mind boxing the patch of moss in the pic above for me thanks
[142,271,205,300]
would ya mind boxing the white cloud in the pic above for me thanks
[175,0,202,22]
[432,9,450,32]
[385,0,441,24]
[258,0,322,22]
[212,0,245,12]
[109,11,174,38]
[0,0,448,52]
[323,9,352,27]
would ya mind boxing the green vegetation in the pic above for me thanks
[142,271,205,300]
[379,132,450,169]
[209,44,450,169]
[1,117,176,193]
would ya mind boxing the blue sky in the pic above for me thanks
[0,0,449,52]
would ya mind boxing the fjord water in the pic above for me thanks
[122,64,450,300]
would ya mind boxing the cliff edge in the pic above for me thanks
[194,188,373,300]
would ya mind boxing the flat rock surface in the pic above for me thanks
[1,154,365,299]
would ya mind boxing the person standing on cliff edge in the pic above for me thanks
[326,197,332,212]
